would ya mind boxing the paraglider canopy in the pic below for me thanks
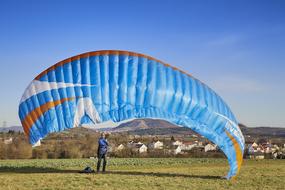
[19,50,244,179]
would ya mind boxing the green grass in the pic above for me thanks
[0,158,284,190]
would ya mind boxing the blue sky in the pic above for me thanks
[0,0,284,127]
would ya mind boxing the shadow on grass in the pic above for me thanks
[0,166,78,173]
[105,171,221,179]
[0,166,221,180]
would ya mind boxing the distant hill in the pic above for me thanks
[239,123,285,138]
[110,119,285,137]
[110,118,196,135]
[1,120,285,138]
[0,126,23,133]
[113,119,179,131]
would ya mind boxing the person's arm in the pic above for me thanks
[97,149,99,156]
[97,140,100,156]
[104,139,109,146]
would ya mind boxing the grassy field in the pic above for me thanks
[0,158,284,190]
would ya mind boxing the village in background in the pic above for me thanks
[0,119,285,160]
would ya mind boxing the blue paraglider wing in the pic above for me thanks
[19,50,244,179]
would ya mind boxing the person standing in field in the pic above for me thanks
[96,133,109,172]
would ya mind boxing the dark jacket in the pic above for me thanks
[97,137,108,155]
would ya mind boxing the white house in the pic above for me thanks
[174,146,182,155]
[172,140,183,146]
[138,144,148,153]
[204,143,217,152]
[4,137,13,145]
[117,144,125,151]
[251,142,258,148]
[128,142,148,154]
[272,151,278,159]
[149,141,163,149]
[180,142,197,151]
[193,140,203,146]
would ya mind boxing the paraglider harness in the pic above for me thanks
[80,166,94,173]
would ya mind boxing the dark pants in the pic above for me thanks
[97,153,107,172]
